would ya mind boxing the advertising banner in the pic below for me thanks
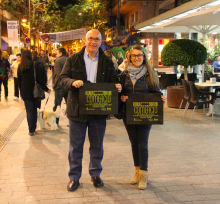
[126,93,163,125]
[39,28,86,43]
[79,83,118,115]
[7,21,19,41]
[7,21,19,52]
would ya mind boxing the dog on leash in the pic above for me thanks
[37,106,61,130]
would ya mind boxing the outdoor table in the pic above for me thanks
[195,82,220,116]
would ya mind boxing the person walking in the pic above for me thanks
[60,29,122,192]
[11,53,21,101]
[117,52,124,66]
[52,47,68,126]
[39,50,49,81]
[0,49,10,102]
[120,45,165,190]
[17,50,50,136]
[50,53,56,73]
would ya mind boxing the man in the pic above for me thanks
[213,54,220,72]
[52,47,68,125]
[0,49,10,102]
[11,53,21,101]
[60,29,122,192]
[39,50,49,80]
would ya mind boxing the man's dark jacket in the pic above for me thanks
[60,47,118,122]
[53,55,68,90]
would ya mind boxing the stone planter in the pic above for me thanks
[167,85,193,109]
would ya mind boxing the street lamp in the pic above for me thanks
[29,0,31,47]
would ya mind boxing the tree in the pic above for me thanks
[1,0,62,36]
[161,39,207,81]
[64,0,109,34]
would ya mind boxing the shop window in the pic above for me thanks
[140,39,152,65]
[158,39,174,66]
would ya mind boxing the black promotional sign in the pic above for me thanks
[79,83,118,115]
[126,93,163,125]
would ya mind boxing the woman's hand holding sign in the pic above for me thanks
[121,95,128,102]
[72,80,84,88]
[121,95,165,103]
[161,95,166,104]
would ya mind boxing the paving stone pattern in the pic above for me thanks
[1,72,220,203]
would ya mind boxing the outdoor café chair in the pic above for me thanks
[204,72,210,81]
[159,74,177,90]
[178,73,197,85]
[186,81,216,121]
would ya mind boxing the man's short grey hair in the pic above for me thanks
[85,29,102,41]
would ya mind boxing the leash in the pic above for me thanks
[41,92,51,119]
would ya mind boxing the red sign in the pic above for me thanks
[25,37,30,43]
[41,34,50,43]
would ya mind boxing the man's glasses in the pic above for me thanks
[87,37,100,42]
[130,54,144,59]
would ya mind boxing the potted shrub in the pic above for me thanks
[161,39,207,81]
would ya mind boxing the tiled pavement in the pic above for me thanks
[1,72,220,203]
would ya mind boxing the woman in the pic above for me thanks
[49,53,56,73]
[11,53,21,101]
[104,50,118,72]
[17,50,50,136]
[120,45,165,190]
[118,50,130,73]
[117,52,124,66]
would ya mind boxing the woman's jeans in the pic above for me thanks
[123,117,152,171]
[24,99,41,133]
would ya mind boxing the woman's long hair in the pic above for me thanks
[19,50,33,69]
[127,45,159,91]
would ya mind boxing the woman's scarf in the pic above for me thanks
[128,64,146,84]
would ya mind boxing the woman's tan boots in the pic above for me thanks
[130,166,140,184]
[138,170,148,190]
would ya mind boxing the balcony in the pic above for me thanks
[159,0,192,14]
[106,26,126,41]
[112,0,160,15]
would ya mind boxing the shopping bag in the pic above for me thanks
[79,83,118,115]
[126,93,163,125]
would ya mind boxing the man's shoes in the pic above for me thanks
[29,132,34,136]
[14,97,19,101]
[5,97,8,101]
[67,180,80,192]
[91,176,104,188]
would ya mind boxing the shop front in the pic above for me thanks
[139,32,174,69]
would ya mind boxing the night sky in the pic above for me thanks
[57,0,78,6]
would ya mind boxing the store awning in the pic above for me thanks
[1,37,9,51]
[139,3,220,35]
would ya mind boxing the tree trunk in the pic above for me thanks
[184,66,188,81]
